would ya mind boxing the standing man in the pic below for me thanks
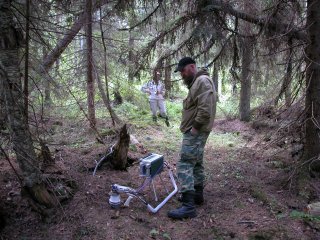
[168,57,217,219]
[141,70,169,126]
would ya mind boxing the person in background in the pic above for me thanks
[141,70,170,126]
[167,57,217,219]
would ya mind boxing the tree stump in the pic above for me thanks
[39,140,55,169]
[113,90,123,106]
[111,124,130,170]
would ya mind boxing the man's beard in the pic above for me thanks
[183,75,194,86]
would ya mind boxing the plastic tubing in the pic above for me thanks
[146,169,178,213]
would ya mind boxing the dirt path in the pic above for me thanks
[0,119,318,239]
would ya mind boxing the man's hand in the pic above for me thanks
[190,127,199,136]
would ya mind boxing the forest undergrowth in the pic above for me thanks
[0,105,319,240]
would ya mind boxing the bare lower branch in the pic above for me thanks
[118,2,162,31]
[205,0,307,42]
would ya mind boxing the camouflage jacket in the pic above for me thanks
[180,69,217,133]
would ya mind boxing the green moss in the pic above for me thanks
[248,232,273,240]
[208,132,244,149]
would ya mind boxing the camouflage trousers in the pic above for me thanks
[177,130,210,193]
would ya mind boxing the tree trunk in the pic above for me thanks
[85,0,96,129]
[212,62,219,102]
[0,0,56,207]
[164,57,172,97]
[23,0,30,123]
[264,63,270,87]
[0,79,5,128]
[97,8,121,126]
[252,60,259,96]
[239,1,254,122]
[44,76,51,107]
[94,62,122,125]
[41,0,110,73]
[239,36,254,122]
[44,47,52,107]
[99,7,110,100]
[275,38,293,107]
[230,38,239,96]
[155,59,164,78]
[221,68,226,94]
[285,38,293,107]
[128,30,135,82]
[304,0,320,168]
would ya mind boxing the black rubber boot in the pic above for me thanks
[152,115,157,122]
[194,185,204,205]
[177,186,204,205]
[168,191,196,219]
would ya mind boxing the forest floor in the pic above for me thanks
[1,113,320,240]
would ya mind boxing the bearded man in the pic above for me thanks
[168,57,217,219]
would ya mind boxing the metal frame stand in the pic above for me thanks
[109,165,177,213]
